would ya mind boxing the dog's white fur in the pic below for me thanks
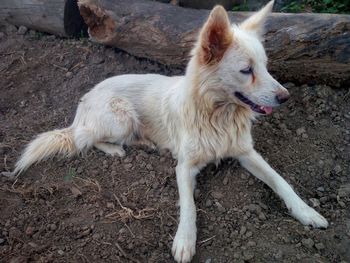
[9,1,328,262]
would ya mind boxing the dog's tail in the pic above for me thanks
[13,126,93,175]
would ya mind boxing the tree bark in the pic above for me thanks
[0,0,86,37]
[78,0,350,87]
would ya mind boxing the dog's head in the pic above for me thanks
[190,0,289,115]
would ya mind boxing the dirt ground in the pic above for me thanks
[0,24,349,263]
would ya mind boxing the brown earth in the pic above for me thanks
[0,24,349,263]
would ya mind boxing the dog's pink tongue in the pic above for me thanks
[261,106,273,115]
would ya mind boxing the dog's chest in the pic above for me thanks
[187,113,253,165]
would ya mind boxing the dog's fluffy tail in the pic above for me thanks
[13,127,80,175]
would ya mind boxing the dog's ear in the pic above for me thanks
[198,5,233,65]
[240,0,274,38]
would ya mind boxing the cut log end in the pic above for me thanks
[78,1,116,42]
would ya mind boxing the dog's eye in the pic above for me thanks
[240,67,253,75]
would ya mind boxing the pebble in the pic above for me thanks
[0,238,4,245]
[258,212,267,221]
[301,238,314,249]
[334,164,342,174]
[106,202,115,209]
[247,241,256,247]
[6,24,17,33]
[17,25,28,35]
[216,202,226,213]
[315,242,325,251]
[248,204,261,214]
[205,199,213,207]
[309,198,320,208]
[240,226,247,235]
[320,196,328,204]
[296,127,306,136]
[223,176,229,185]
[92,56,105,64]
[274,249,283,259]
[57,249,64,255]
[338,184,350,198]
[211,191,224,200]
[317,186,325,192]
[49,224,57,231]
[338,200,346,208]
[245,231,253,238]
[25,226,34,236]
[243,250,254,260]
[65,71,73,78]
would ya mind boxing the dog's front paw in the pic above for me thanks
[172,230,196,263]
[290,204,328,228]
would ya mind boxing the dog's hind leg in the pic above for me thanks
[94,142,125,157]
[238,149,328,228]
[74,96,139,157]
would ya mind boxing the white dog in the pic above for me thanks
[8,1,328,262]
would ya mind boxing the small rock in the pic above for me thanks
[17,26,28,35]
[223,177,229,185]
[57,249,64,255]
[247,241,256,247]
[205,199,213,207]
[338,200,346,208]
[317,186,325,192]
[49,224,57,231]
[70,186,82,198]
[204,259,212,263]
[296,127,306,136]
[211,191,224,200]
[124,163,133,170]
[320,196,328,203]
[315,242,325,251]
[274,249,283,259]
[0,238,5,245]
[248,178,254,185]
[215,201,226,212]
[25,226,34,236]
[248,204,261,214]
[301,238,314,249]
[258,212,267,220]
[6,24,17,33]
[240,226,247,235]
[309,198,320,208]
[245,231,253,238]
[338,184,350,198]
[92,233,101,239]
[283,82,295,89]
[243,250,254,260]
[65,71,73,78]
[92,56,105,64]
[302,133,309,139]
[106,202,115,209]
[333,164,342,174]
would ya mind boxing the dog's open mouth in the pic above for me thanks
[235,92,273,115]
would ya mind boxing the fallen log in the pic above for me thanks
[0,0,86,37]
[78,0,350,87]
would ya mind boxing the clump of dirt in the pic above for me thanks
[0,24,349,263]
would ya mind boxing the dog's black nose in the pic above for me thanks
[276,91,290,104]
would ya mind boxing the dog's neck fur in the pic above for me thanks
[176,57,254,165]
